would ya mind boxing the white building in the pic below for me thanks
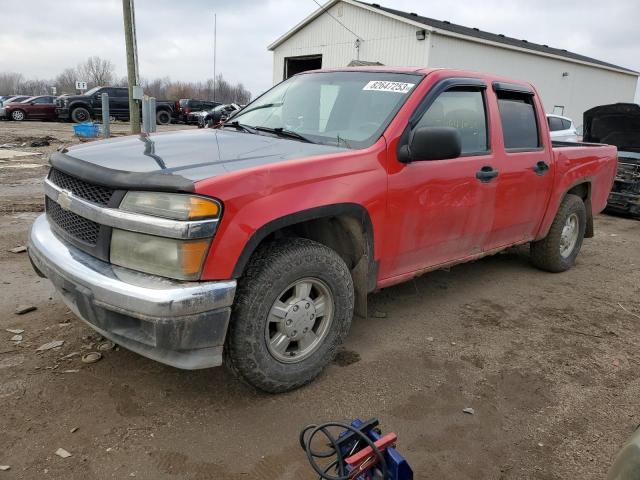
[268,0,639,123]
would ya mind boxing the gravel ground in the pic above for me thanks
[1,121,639,479]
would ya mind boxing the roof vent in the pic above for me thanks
[410,12,417,16]
[473,27,479,31]
[498,34,505,37]
[543,44,549,47]
[522,39,528,43]
[372,3,380,7]
[443,20,450,24]
[561,49,567,52]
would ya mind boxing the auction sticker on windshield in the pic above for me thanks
[363,81,415,93]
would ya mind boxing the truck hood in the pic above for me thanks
[50,128,346,192]
[583,103,640,154]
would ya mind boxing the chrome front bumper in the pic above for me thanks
[28,214,236,369]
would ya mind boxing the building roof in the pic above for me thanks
[359,1,638,75]
[268,0,638,76]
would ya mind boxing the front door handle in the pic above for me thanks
[533,161,550,175]
[476,166,499,183]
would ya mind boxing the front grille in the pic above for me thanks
[46,197,99,246]
[49,169,114,206]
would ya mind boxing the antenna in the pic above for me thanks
[213,12,217,102]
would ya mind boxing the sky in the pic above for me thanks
[1,0,639,102]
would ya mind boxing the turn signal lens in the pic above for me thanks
[187,196,220,219]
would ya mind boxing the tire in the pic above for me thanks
[156,110,171,125]
[225,238,354,393]
[530,194,586,272]
[11,110,25,121]
[71,107,91,123]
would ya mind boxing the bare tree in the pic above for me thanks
[0,72,24,95]
[55,68,79,94]
[1,59,252,102]
[78,56,115,87]
[19,79,51,96]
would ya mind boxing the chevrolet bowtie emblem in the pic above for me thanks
[58,190,72,210]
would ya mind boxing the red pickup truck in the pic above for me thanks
[28,68,617,392]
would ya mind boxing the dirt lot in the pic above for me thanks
[1,121,640,479]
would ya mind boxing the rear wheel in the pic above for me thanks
[225,238,354,393]
[530,194,586,272]
[71,107,91,123]
[11,110,25,121]
[156,109,171,125]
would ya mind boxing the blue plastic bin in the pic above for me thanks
[73,122,101,138]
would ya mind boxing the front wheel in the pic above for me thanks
[11,110,25,121]
[225,238,354,393]
[530,193,586,272]
[71,107,91,123]
[156,109,171,125]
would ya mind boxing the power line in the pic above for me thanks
[310,0,362,40]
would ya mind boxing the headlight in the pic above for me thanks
[119,192,220,221]
[113,192,221,280]
[110,229,211,281]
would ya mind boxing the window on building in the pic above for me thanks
[497,91,540,150]
[415,88,488,154]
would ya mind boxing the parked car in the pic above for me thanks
[583,103,640,217]
[28,68,617,393]
[0,95,26,105]
[197,103,242,128]
[176,99,221,124]
[0,95,31,119]
[4,95,58,121]
[55,86,175,124]
[546,114,578,141]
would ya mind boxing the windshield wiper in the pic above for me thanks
[222,121,258,134]
[253,126,313,143]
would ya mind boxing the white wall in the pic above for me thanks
[271,2,429,84]
[428,34,638,123]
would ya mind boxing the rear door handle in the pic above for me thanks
[476,166,499,183]
[533,161,550,175]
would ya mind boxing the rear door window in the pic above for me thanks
[497,91,540,150]
[561,119,572,130]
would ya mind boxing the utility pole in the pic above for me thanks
[213,12,217,102]
[122,0,141,134]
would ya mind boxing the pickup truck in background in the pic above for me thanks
[55,86,175,125]
[583,103,640,217]
[28,67,618,392]
[176,99,221,124]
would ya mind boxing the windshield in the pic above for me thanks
[84,87,102,96]
[229,71,422,149]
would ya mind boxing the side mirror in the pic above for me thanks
[399,126,462,162]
